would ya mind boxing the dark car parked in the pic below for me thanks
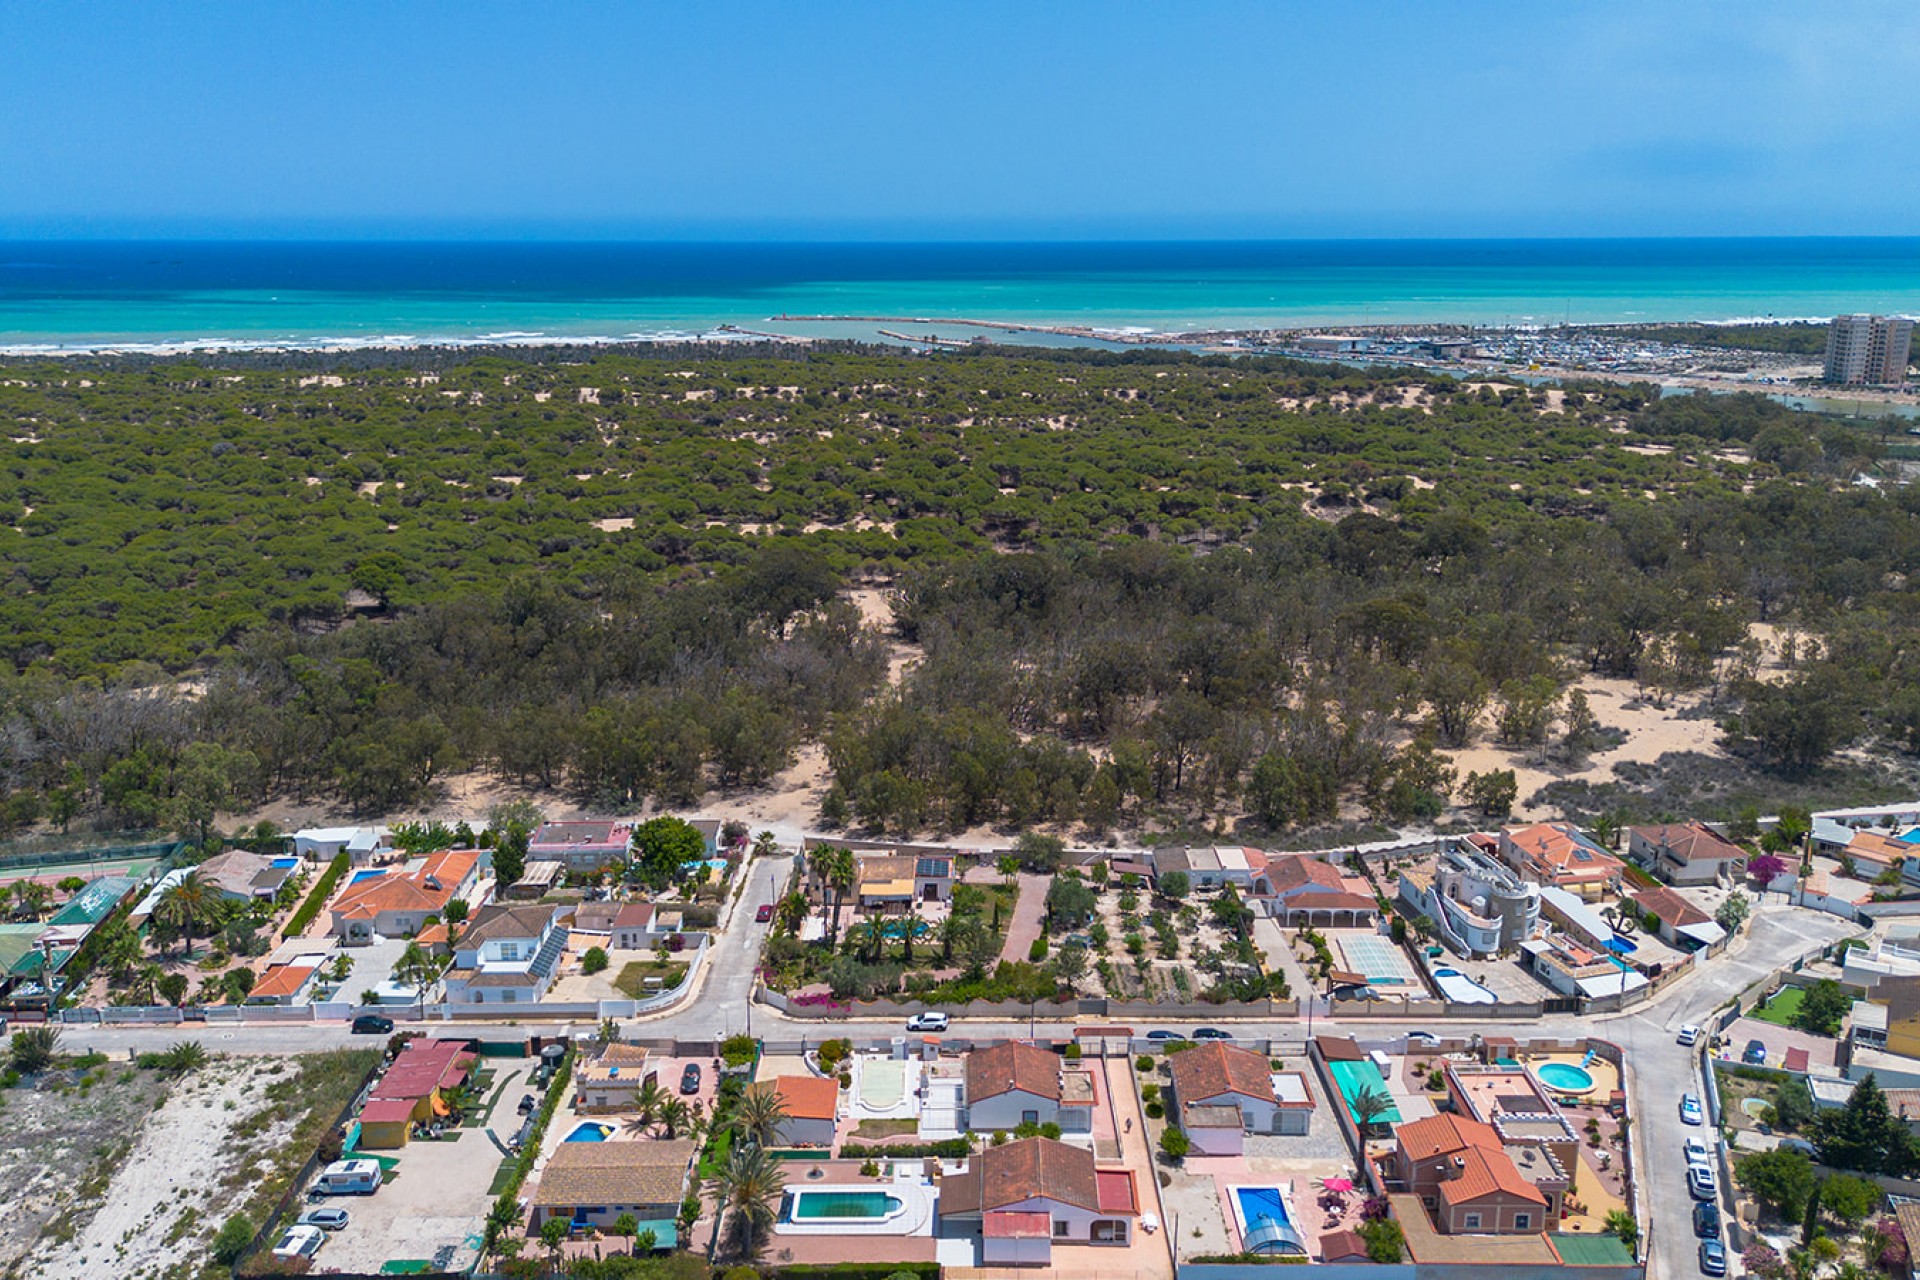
[679,1063,702,1095]
[350,1014,394,1035]
[1742,1039,1768,1065]
[1693,1200,1720,1240]
[1192,1028,1234,1042]
[517,1093,538,1116]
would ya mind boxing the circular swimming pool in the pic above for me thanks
[1535,1062,1597,1094]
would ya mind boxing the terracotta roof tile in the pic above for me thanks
[966,1042,1060,1103]
[1168,1042,1277,1106]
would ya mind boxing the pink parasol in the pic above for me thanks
[1322,1177,1355,1193]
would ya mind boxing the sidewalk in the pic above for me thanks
[996,872,1050,967]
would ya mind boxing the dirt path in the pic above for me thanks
[997,872,1050,966]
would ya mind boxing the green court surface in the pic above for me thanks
[0,855,164,886]
[1551,1233,1634,1265]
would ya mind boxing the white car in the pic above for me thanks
[1684,1136,1711,1164]
[1680,1093,1704,1126]
[1677,1024,1700,1046]
[905,1012,949,1032]
[1688,1163,1719,1201]
[272,1224,326,1260]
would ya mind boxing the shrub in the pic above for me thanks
[581,946,610,974]
[1063,1043,1081,1060]
[839,1139,971,1161]
[1136,1054,1154,1073]
[1140,1083,1160,1103]
[1028,936,1049,962]
[212,1213,254,1265]
[721,1034,757,1068]
[1145,1100,1165,1119]
[1158,1125,1190,1160]
[284,852,349,938]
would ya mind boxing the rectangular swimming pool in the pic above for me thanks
[1230,1185,1306,1256]
[788,1189,904,1221]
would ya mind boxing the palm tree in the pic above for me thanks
[823,846,856,944]
[611,1212,640,1256]
[656,1097,692,1140]
[731,1084,790,1149]
[1350,1085,1393,1137]
[8,1024,61,1074]
[634,1078,666,1126]
[394,941,440,1007]
[753,831,780,859]
[997,855,1020,887]
[13,881,52,921]
[153,874,225,958]
[130,962,163,1006]
[715,1143,784,1260]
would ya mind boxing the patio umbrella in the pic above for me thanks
[1322,1177,1354,1193]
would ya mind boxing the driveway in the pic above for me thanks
[997,872,1049,966]
[314,1059,532,1272]
[670,854,791,1038]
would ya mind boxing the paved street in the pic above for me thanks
[58,885,1859,1280]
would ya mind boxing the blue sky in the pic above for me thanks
[3,1,1917,239]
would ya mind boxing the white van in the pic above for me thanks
[315,1158,382,1195]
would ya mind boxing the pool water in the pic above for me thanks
[565,1123,615,1142]
[1536,1062,1597,1093]
[1231,1186,1306,1255]
[790,1190,903,1220]
[347,869,388,886]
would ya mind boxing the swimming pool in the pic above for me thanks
[1336,934,1418,986]
[271,857,300,868]
[564,1122,615,1142]
[1229,1186,1307,1256]
[347,869,388,886]
[786,1189,904,1221]
[1431,967,1499,1005]
[1605,936,1638,953]
[1536,1062,1597,1095]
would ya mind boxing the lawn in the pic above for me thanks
[1751,986,1804,1028]
[614,959,690,999]
[851,1118,918,1140]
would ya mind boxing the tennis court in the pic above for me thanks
[0,854,166,888]
[1334,932,1420,987]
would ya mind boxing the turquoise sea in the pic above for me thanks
[2,239,1918,353]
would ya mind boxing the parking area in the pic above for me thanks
[332,937,408,1005]
[1716,1016,1840,1073]
[307,1059,533,1273]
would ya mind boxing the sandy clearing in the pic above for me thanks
[27,1059,292,1279]
[593,517,634,532]
[1443,674,1730,820]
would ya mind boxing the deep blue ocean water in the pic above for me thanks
[2,238,1918,352]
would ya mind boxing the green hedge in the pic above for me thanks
[837,1138,971,1161]
[285,852,350,938]
[484,1044,574,1251]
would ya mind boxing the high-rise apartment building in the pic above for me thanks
[1824,314,1914,385]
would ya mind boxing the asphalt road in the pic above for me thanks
[57,886,1857,1280]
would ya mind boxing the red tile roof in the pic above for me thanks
[1265,856,1347,894]
[1095,1169,1138,1214]
[1395,1112,1503,1163]
[1320,1229,1368,1262]
[1437,1145,1547,1208]
[614,901,656,929]
[1631,822,1746,865]
[360,1097,417,1125]
[1168,1041,1277,1106]
[370,1038,473,1104]
[247,961,318,1000]
[768,1074,839,1121]
[984,1211,1053,1239]
[1629,885,1712,929]
[331,849,478,920]
[971,1137,1100,1213]
[966,1041,1061,1102]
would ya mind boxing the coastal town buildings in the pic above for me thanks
[1825,314,1915,386]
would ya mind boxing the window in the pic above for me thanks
[1022,1110,1040,1126]
[1514,1213,1531,1230]
[1092,1221,1125,1243]
[503,989,517,1003]
[1053,1220,1070,1238]
[1463,1213,1482,1230]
